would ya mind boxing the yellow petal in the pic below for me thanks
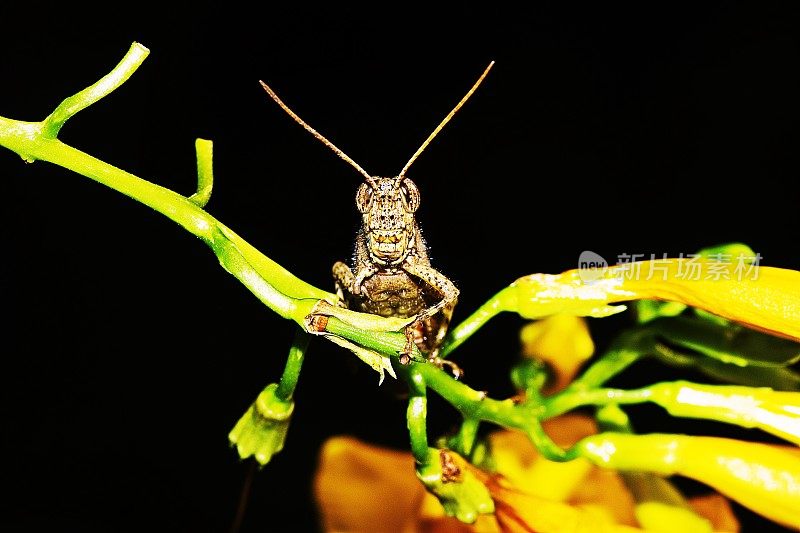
[488,417,641,526]
[615,261,800,342]
[478,474,644,533]
[490,415,597,501]
[520,316,595,392]
[509,261,800,342]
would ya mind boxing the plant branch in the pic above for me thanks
[189,138,214,207]
[41,42,150,138]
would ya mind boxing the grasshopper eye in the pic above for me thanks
[356,182,374,213]
[400,179,420,212]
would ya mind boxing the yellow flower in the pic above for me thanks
[519,315,594,393]
[507,260,800,342]
[578,432,800,529]
[313,415,738,532]
[615,261,800,342]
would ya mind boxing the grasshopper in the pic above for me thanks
[259,63,493,373]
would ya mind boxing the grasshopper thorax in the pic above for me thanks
[356,177,420,266]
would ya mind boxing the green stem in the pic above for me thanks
[41,43,150,138]
[0,43,331,316]
[189,138,214,207]
[405,368,430,464]
[412,361,573,461]
[572,315,800,396]
[403,355,540,442]
[526,416,581,461]
[567,327,654,391]
[26,138,330,305]
[328,316,566,459]
[452,417,480,457]
[323,316,422,360]
[440,286,512,357]
[275,327,311,401]
[545,385,654,418]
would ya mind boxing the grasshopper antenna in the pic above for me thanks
[398,61,495,179]
[259,80,377,187]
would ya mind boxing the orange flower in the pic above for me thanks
[313,415,738,532]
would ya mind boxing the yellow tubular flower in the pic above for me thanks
[508,261,800,342]
[616,261,800,342]
[577,433,800,529]
[648,381,800,445]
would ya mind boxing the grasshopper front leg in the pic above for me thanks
[332,261,355,304]
[333,261,378,301]
[334,260,419,363]
[404,262,460,371]
[404,262,459,320]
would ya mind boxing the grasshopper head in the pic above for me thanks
[356,177,420,265]
[259,62,492,265]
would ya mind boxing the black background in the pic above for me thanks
[3,3,800,532]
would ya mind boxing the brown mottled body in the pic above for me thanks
[259,62,493,369]
[332,176,458,361]
[335,263,455,358]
